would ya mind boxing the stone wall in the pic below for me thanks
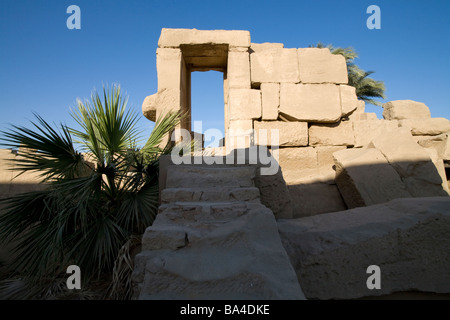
[0,148,45,276]
[0,149,45,200]
[143,28,450,219]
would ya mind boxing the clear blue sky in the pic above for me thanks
[1,0,450,147]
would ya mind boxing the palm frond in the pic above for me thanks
[106,235,141,300]
[141,111,182,156]
[70,85,142,164]
[0,114,86,182]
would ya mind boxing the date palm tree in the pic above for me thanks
[0,85,181,299]
[311,43,386,106]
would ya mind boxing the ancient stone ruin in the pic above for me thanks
[132,29,450,300]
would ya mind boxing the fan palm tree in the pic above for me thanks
[0,85,181,299]
[310,43,386,106]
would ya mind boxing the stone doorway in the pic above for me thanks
[191,70,225,148]
[141,29,253,150]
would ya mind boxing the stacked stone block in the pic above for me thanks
[142,29,449,218]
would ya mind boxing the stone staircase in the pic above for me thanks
[132,164,305,300]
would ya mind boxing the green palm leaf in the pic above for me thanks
[0,84,182,298]
[0,114,86,182]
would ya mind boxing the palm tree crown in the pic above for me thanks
[0,85,181,299]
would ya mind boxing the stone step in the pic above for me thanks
[165,165,256,188]
[161,186,260,203]
[155,201,267,224]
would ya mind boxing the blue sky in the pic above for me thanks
[1,0,450,147]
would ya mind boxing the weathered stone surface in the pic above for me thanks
[279,84,341,123]
[298,48,348,84]
[0,149,14,188]
[333,148,411,208]
[339,85,359,116]
[227,119,253,133]
[0,149,46,199]
[415,134,447,159]
[142,88,181,122]
[423,148,450,195]
[161,187,260,203]
[445,134,450,161]
[250,43,284,52]
[134,201,305,300]
[278,147,319,185]
[142,94,157,122]
[158,157,293,220]
[369,128,448,198]
[156,48,182,91]
[317,146,346,168]
[309,121,354,146]
[250,48,300,84]
[254,121,308,147]
[227,120,254,149]
[348,112,378,121]
[228,89,261,120]
[278,197,450,299]
[260,83,279,120]
[316,146,346,183]
[399,118,450,136]
[166,165,255,188]
[158,28,251,48]
[227,51,251,89]
[288,183,347,218]
[352,119,399,147]
[255,166,293,219]
[382,100,431,120]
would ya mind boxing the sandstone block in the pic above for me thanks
[226,120,254,149]
[250,48,300,84]
[278,147,319,185]
[333,148,411,208]
[161,186,260,203]
[165,165,255,189]
[157,88,182,119]
[316,146,346,183]
[317,146,346,167]
[254,121,308,147]
[352,119,399,147]
[279,83,341,123]
[309,121,354,146]
[348,112,378,121]
[156,48,182,91]
[227,51,251,89]
[415,134,447,159]
[445,134,450,161]
[382,100,431,120]
[227,119,253,133]
[260,83,279,120]
[134,201,305,299]
[298,48,348,84]
[255,166,293,219]
[423,148,449,195]
[142,94,157,121]
[142,226,187,251]
[250,43,284,52]
[278,197,450,299]
[369,128,448,197]
[228,89,261,121]
[399,118,450,136]
[158,28,251,48]
[0,149,14,183]
[288,183,347,218]
[339,85,359,116]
